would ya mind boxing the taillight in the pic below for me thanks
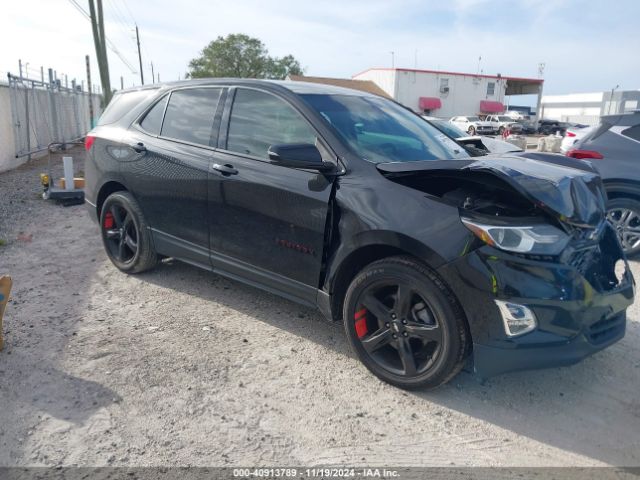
[85,135,96,151]
[566,131,576,137]
[566,149,604,159]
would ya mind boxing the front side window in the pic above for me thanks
[226,89,317,159]
[161,88,222,145]
[302,94,468,163]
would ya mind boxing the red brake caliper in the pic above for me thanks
[104,212,115,229]
[355,308,368,339]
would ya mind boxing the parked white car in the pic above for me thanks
[449,115,493,135]
[560,125,595,153]
[424,116,523,154]
[484,115,519,135]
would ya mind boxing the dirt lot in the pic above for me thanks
[1,149,639,468]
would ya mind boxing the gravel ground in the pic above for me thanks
[0,150,639,468]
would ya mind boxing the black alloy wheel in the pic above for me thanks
[344,256,469,390]
[103,203,138,264]
[100,191,158,273]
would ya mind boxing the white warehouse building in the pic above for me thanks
[540,90,640,126]
[352,67,544,119]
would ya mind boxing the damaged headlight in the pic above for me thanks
[461,218,570,255]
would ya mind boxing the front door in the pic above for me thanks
[207,87,335,302]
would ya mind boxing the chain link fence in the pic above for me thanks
[7,72,103,159]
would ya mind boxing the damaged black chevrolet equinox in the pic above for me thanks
[85,80,635,389]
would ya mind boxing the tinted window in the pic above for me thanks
[140,96,167,135]
[161,88,222,145]
[227,89,316,158]
[98,89,158,126]
[622,125,640,142]
[431,119,465,138]
[302,94,468,163]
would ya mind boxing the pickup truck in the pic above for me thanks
[485,115,519,135]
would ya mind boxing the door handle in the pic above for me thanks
[131,142,147,153]
[211,163,238,175]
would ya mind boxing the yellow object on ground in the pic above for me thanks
[0,276,12,351]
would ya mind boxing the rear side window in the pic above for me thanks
[140,96,168,135]
[226,89,316,159]
[622,125,640,142]
[161,88,222,145]
[98,89,157,126]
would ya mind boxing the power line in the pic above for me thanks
[67,0,138,74]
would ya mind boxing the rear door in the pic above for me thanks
[124,87,225,266]
[207,87,336,302]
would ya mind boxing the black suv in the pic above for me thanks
[85,80,634,389]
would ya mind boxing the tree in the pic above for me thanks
[188,34,304,79]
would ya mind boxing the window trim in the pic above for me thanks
[133,86,227,150]
[218,86,337,166]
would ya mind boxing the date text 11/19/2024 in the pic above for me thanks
[233,468,401,478]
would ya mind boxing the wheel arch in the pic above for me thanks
[96,180,129,218]
[603,179,640,202]
[324,231,448,322]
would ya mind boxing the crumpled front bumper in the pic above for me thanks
[437,241,635,379]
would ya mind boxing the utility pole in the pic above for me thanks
[88,0,112,103]
[150,62,154,85]
[136,25,144,85]
[86,55,95,128]
[390,51,395,68]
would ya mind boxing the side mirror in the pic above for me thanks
[267,143,334,171]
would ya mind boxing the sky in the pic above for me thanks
[1,0,639,104]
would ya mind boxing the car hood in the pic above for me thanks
[376,153,607,227]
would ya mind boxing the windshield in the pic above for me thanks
[301,94,468,163]
[467,116,480,122]
[430,119,466,138]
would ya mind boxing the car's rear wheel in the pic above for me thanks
[343,256,469,390]
[467,126,476,135]
[100,191,158,273]
[607,197,640,256]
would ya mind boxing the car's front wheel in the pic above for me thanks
[343,256,469,390]
[607,197,640,256]
[100,191,158,273]
[467,126,476,135]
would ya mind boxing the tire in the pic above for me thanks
[606,197,640,256]
[343,256,469,390]
[498,126,505,135]
[467,126,476,136]
[100,191,158,273]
